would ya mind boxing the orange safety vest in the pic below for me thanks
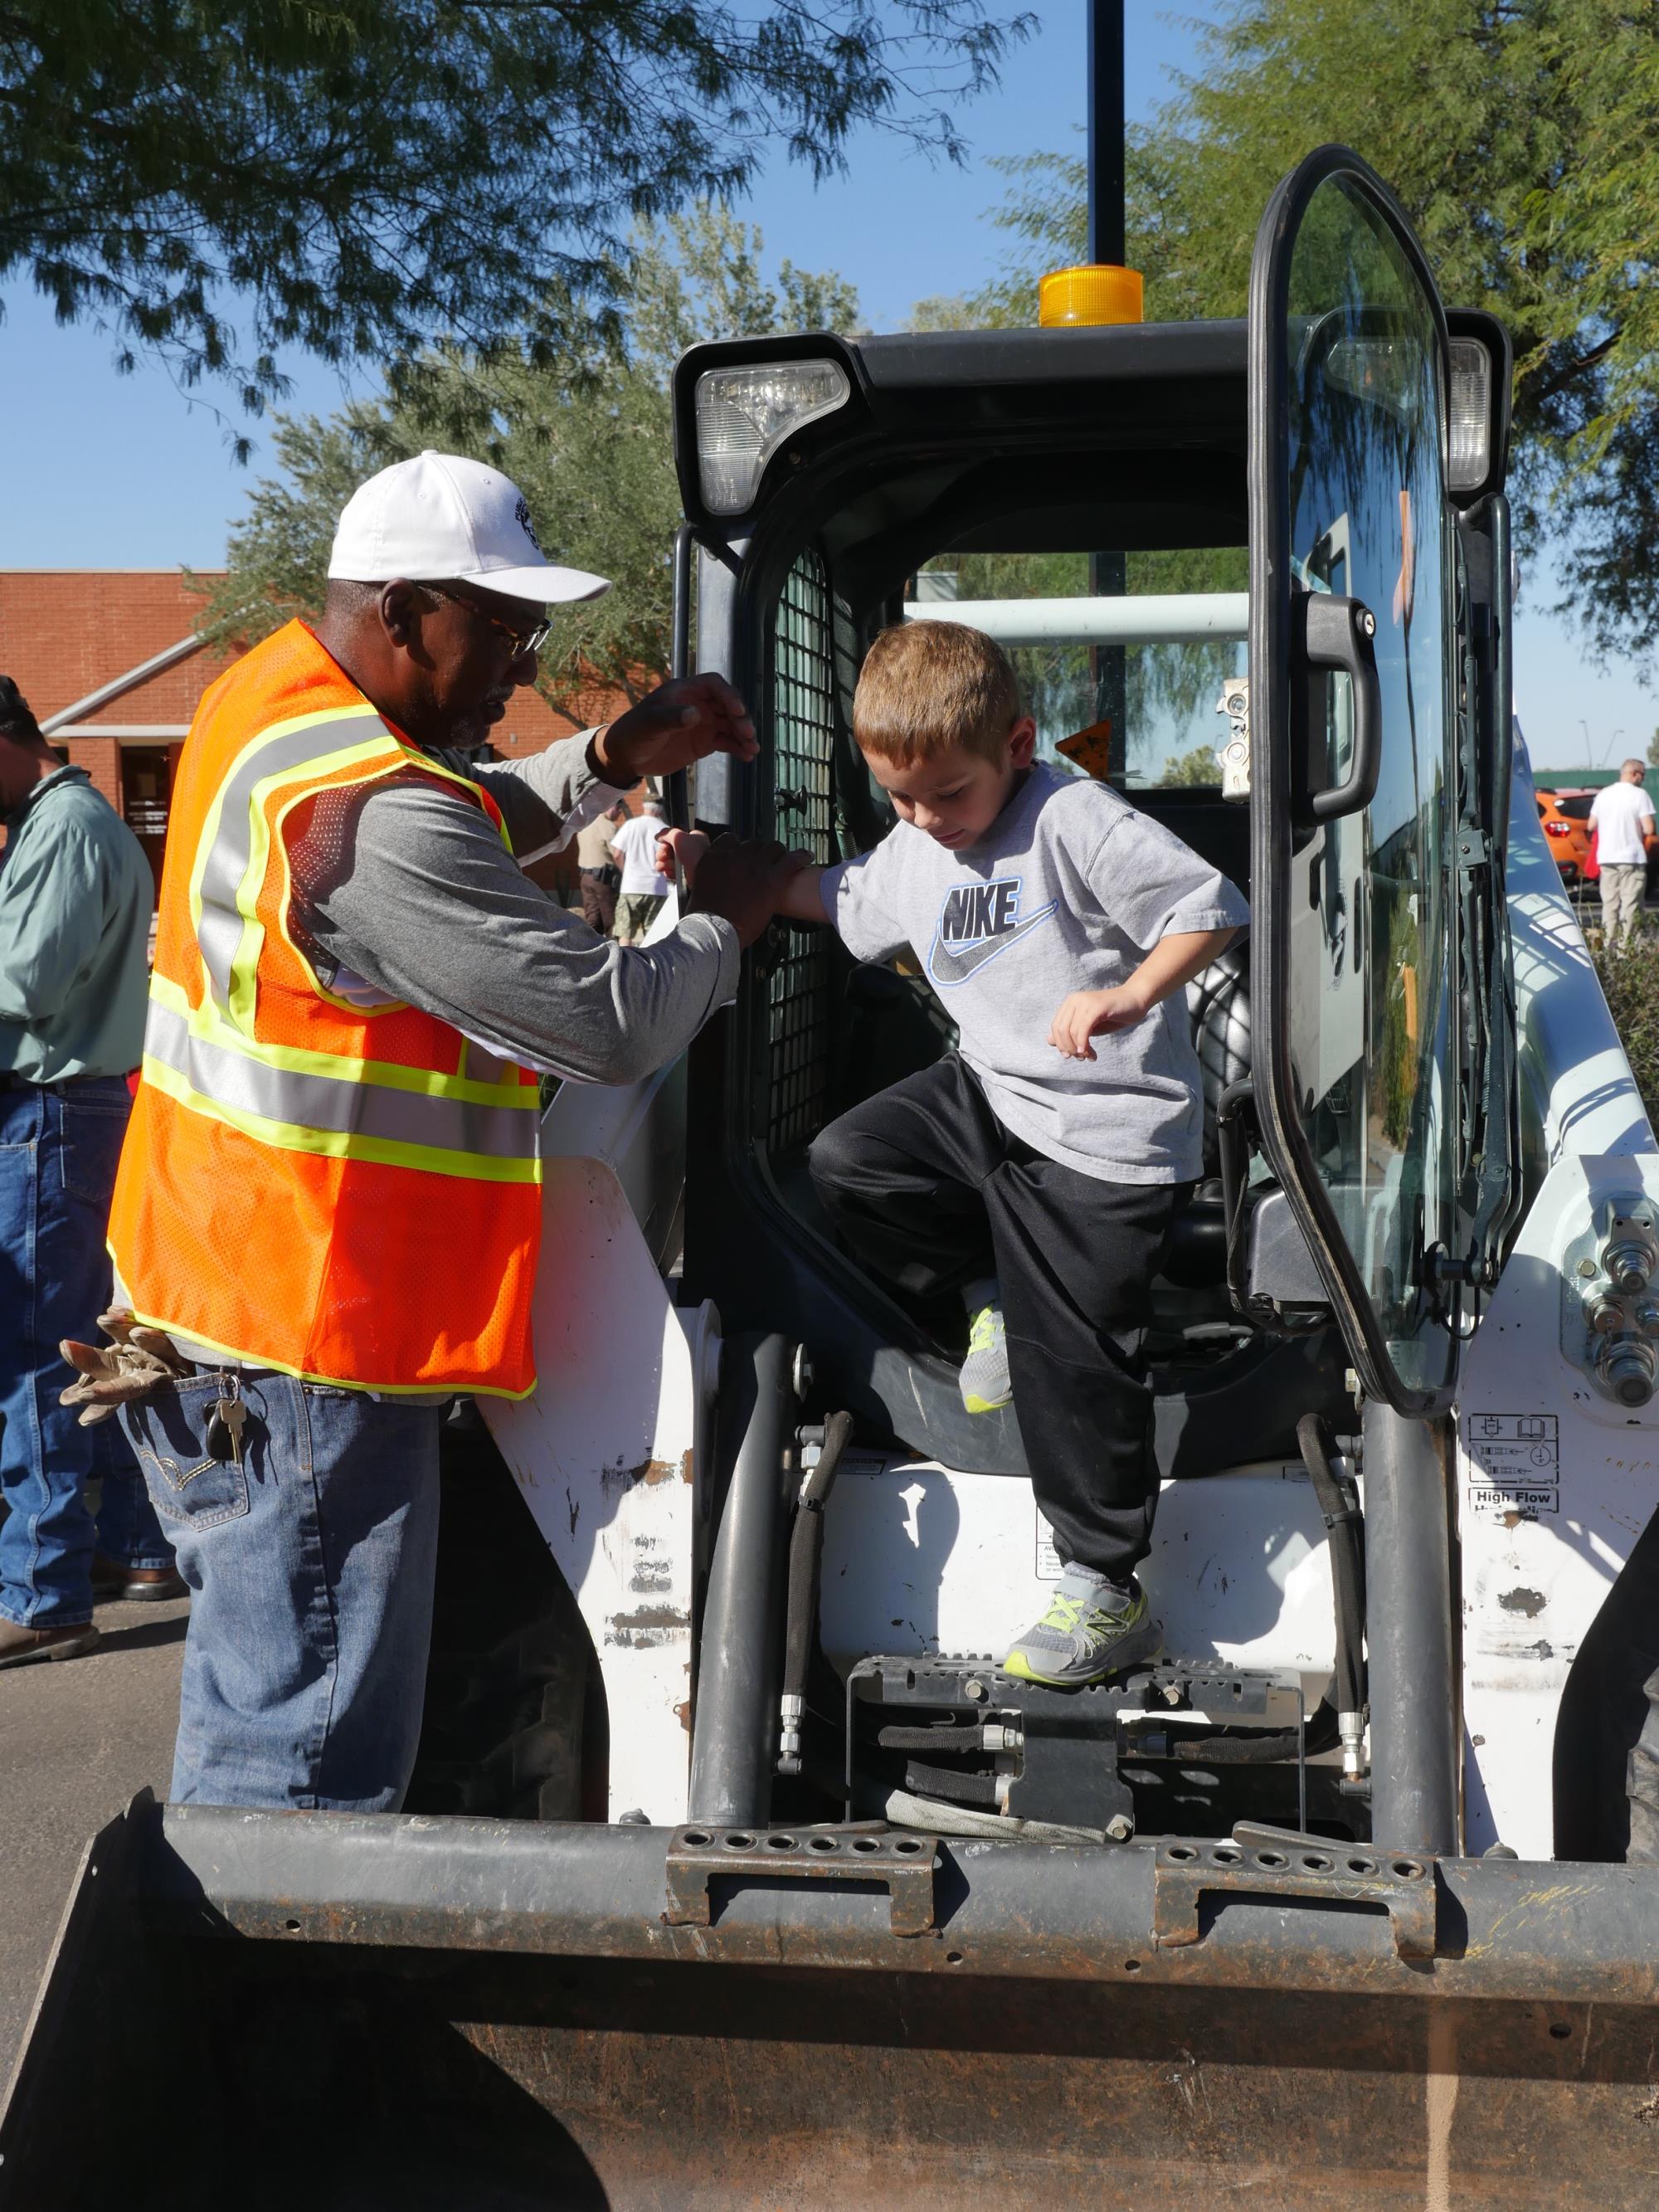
[108,620,543,1396]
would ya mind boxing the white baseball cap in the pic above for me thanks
[328,451,611,606]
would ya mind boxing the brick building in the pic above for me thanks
[0,571,635,899]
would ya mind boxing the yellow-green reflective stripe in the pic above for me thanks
[104,1275,538,1401]
[192,704,385,1013]
[190,696,516,1031]
[393,748,516,855]
[146,974,536,1109]
[228,734,412,1031]
[145,998,539,1163]
[142,1055,542,1184]
[142,1025,542,1182]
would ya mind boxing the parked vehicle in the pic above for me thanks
[1536,785,1595,884]
[11,144,1659,2210]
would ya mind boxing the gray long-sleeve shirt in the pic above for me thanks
[293,731,739,1086]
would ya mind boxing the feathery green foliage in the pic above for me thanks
[1593,931,1659,1135]
[922,2,1659,665]
[0,1,1022,441]
[199,208,860,714]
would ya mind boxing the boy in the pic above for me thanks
[671,621,1246,1686]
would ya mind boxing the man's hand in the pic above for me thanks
[590,675,757,787]
[1048,986,1153,1062]
[660,824,828,923]
[682,834,811,948]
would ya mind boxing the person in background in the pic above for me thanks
[611,796,671,944]
[575,799,627,935]
[0,676,182,1669]
[1590,758,1657,947]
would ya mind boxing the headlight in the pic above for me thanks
[694,358,851,515]
[1446,336,1492,500]
[1320,331,1493,500]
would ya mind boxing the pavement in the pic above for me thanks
[0,1593,187,2088]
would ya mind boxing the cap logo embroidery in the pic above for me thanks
[514,495,544,553]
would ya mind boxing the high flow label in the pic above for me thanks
[1464,1413,1560,1519]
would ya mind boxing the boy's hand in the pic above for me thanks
[680,835,813,948]
[660,823,823,930]
[656,826,709,880]
[1048,986,1153,1061]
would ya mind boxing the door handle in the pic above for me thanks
[1293,592,1381,824]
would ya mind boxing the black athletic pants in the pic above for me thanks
[809,1055,1187,1583]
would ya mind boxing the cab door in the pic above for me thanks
[1248,145,1477,1414]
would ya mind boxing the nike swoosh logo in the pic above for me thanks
[928,900,1058,987]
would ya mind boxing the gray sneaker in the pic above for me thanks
[960,1302,1012,1414]
[1003,1570,1161,1688]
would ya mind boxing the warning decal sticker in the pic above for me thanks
[1035,1511,1062,1581]
[1465,1413,1559,1520]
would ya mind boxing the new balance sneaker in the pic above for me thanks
[960,1303,1012,1414]
[1002,1570,1162,1688]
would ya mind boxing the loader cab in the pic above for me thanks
[674,147,1516,1458]
[655,146,1520,1850]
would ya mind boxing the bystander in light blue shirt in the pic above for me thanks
[0,764,151,1083]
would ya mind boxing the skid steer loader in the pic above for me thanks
[8,144,1659,2210]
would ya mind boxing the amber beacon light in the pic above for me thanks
[1038,264,1145,328]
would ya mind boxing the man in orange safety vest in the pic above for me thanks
[66,451,797,1811]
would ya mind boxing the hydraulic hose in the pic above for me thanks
[688,1333,795,1826]
[776,1409,854,1776]
[1165,1704,1338,1765]
[1297,1411,1367,1726]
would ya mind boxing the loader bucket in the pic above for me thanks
[4,1795,1659,2210]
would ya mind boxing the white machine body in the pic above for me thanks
[819,1452,1342,1710]
[484,739,1659,1861]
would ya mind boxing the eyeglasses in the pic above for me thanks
[422,582,551,660]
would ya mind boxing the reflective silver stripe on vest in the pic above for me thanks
[144,999,540,1163]
[197,710,391,1011]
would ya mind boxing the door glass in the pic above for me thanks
[912,548,1248,791]
[1283,174,1456,1392]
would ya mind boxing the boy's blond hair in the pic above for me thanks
[853,620,1022,767]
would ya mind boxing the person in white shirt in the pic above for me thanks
[611,796,672,943]
[1590,759,1657,946]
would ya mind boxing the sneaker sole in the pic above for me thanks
[961,1390,1014,1415]
[1000,1620,1164,1688]
[0,1625,101,1669]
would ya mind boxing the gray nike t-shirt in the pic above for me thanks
[820,762,1248,1183]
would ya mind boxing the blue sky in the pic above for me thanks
[0,2,1648,761]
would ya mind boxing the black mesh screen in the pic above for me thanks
[767,546,839,1151]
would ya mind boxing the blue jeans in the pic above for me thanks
[0,1078,173,1630]
[119,1375,441,1810]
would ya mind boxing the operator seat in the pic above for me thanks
[1165,941,1250,1288]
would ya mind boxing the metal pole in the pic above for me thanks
[1363,1402,1460,1854]
[1087,0,1126,777]
[1087,0,1126,266]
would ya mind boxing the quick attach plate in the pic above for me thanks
[664,1824,940,1938]
[844,1655,1306,1832]
[1152,1822,1437,1961]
